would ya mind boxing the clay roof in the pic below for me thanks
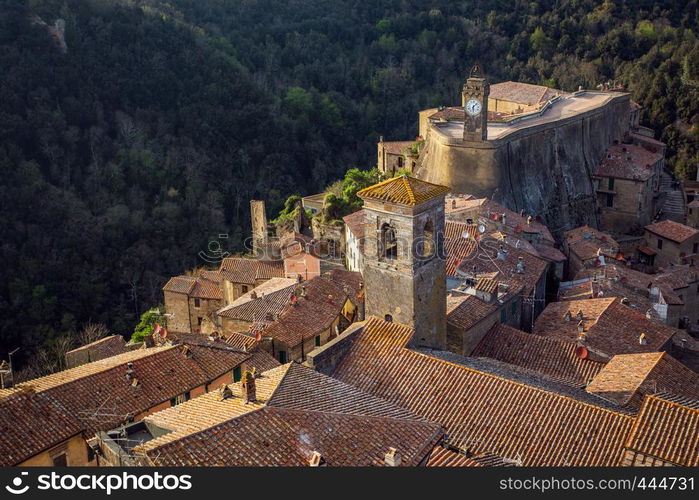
[645,219,699,243]
[357,175,450,207]
[533,243,566,263]
[688,200,699,208]
[14,344,251,433]
[0,388,85,466]
[162,276,196,294]
[564,225,620,262]
[141,363,441,466]
[217,280,296,321]
[145,406,442,466]
[586,352,699,409]
[429,106,466,121]
[426,447,482,467]
[323,269,364,306]
[533,298,678,358]
[472,323,604,387]
[261,276,349,348]
[474,277,499,294]
[595,144,662,181]
[342,209,366,240]
[447,294,497,332]
[331,317,635,466]
[379,140,417,155]
[218,258,285,284]
[489,81,566,106]
[624,394,698,466]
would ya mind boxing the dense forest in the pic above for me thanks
[1,0,698,372]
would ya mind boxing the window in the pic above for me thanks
[242,285,249,293]
[233,366,242,382]
[500,308,507,323]
[52,452,67,467]
[278,351,287,363]
[197,317,203,327]
[511,301,518,315]
[608,177,615,190]
[315,335,321,347]
[380,223,398,260]
[693,243,698,255]
[420,220,435,258]
[86,443,96,462]
[606,193,614,207]
[194,298,201,308]
[170,391,191,406]
[657,238,663,250]
[398,156,404,169]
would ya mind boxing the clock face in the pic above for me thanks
[466,98,482,116]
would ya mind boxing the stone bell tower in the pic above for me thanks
[462,63,489,142]
[357,175,450,349]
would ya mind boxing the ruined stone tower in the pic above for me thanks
[461,63,489,142]
[357,175,450,349]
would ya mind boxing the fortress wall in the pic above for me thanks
[417,93,630,237]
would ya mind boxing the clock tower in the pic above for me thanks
[462,63,489,142]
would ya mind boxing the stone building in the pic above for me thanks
[343,209,365,273]
[411,69,631,234]
[562,225,622,278]
[357,175,450,349]
[641,219,699,270]
[219,258,286,303]
[594,143,663,234]
[162,272,223,334]
[376,137,421,176]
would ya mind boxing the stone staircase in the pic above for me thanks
[657,171,686,223]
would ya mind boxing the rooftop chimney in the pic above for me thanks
[497,245,508,261]
[125,362,135,381]
[576,309,584,321]
[527,215,533,226]
[639,333,647,346]
[516,256,525,274]
[250,290,257,299]
[384,447,402,467]
[564,310,572,322]
[301,285,307,297]
[309,451,325,467]
[219,384,233,401]
[645,309,653,319]
[577,322,586,340]
[241,370,257,403]
[452,199,457,209]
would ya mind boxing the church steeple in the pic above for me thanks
[462,63,489,142]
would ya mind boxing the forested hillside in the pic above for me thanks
[1,0,698,370]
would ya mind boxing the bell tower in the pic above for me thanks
[462,63,489,142]
[357,175,450,349]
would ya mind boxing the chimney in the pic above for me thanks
[181,345,192,358]
[516,256,525,274]
[384,447,402,467]
[452,199,457,209]
[527,215,533,226]
[309,451,325,467]
[379,135,384,143]
[576,309,584,321]
[639,333,647,346]
[577,322,586,341]
[645,309,653,319]
[501,213,506,226]
[219,384,233,401]
[250,290,257,299]
[497,245,508,260]
[564,310,572,322]
[125,362,135,381]
[301,285,307,297]
[241,370,257,403]
[577,320,585,334]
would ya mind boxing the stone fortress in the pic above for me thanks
[379,65,633,236]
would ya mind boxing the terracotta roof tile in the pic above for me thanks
[0,388,85,466]
[489,81,566,106]
[472,323,604,387]
[624,395,698,466]
[218,258,285,284]
[564,225,620,262]
[594,144,662,181]
[162,276,196,294]
[426,447,483,467]
[342,209,366,240]
[533,298,678,358]
[447,294,497,332]
[379,140,417,155]
[15,344,250,433]
[331,317,635,466]
[587,352,699,408]
[357,175,450,207]
[645,220,699,243]
[217,280,295,321]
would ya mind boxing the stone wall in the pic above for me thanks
[416,93,631,237]
[304,321,366,376]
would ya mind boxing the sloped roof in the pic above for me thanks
[586,352,699,408]
[426,447,483,467]
[447,294,497,333]
[594,144,662,181]
[342,209,366,240]
[489,81,566,106]
[15,344,250,433]
[162,276,196,294]
[533,298,678,358]
[163,274,222,300]
[331,317,635,466]
[357,175,450,207]
[624,394,698,466]
[218,258,285,284]
[0,388,85,466]
[217,280,296,321]
[472,323,604,387]
[645,219,699,244]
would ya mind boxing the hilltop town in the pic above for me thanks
[1,72,698,468]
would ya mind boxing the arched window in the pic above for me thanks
[421,219,435,258]
[380,223,398,260]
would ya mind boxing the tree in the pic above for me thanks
[132,307,166,343]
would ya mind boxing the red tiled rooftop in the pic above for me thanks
[594,144,662,181]
[219,258,285,284]
[645,219,699,244]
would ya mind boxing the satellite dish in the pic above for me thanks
[478,224,486,234]
[575,345,588,359]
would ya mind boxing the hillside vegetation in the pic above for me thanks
[1,0,697,370]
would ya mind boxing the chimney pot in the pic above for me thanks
[639,333,647,345]
[241,370,257,403]
[309,451,325,467]
[577,320,585,334]
[384,447,402,467]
